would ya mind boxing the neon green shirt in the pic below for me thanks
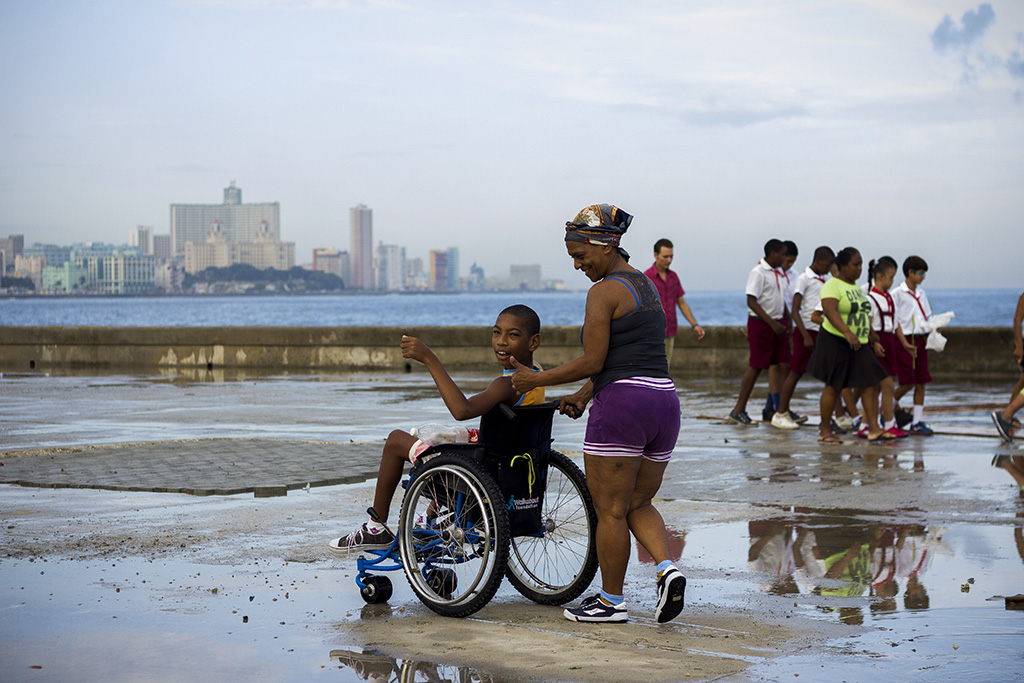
[821,277,872,344]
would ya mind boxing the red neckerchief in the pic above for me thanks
[904,285,929,321]
[870,286,895,331]
[760,261,781,290]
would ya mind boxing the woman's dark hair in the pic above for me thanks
[867,255,897,284]
[834,247,860,268]
[903,255,928,276]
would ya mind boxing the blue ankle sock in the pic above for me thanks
[770,393,780,410]
[600,590,623,605]
[656,560,674,576]
[764,394,773,411]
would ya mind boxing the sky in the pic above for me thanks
[2,0,1022,291]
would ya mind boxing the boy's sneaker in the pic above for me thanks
[790,410,809,424]
[830,418,848,434]
[655,566,687,623]
[991,410,1014,442]
[895,407,913,429]
[328,523,395,553]
[762,406,774,423]
[727,410,755,426]
[907,421,934,436]
[771,412,799,430]
[563,594,628,623]
[885,426,909,439]
[835,414,854,431]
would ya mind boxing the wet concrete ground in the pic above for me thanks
[1,369,1023,682]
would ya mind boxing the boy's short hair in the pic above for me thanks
[903,255,928,276]
[499,304,541,337]
[653,238,673,253]
[783,240,798,258]
[813,246,835,262]
[764,238,785,258]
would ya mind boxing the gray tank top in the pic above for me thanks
[590,270,670,395]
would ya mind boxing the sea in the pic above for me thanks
[0,288,1018,328]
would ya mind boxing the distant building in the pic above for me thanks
[0,234,24,273]
[466,262,485,291]
[42,261,90,293]
[313,248,351,286]
[184,221,294,274]
[405,257,428,290]
[350,204,373,290]
[376,243,405,291]
[445,247,460,292]
[429,249,449,292]
[170,182,280,257]
[14,255,47,289]
[24,243,72,268]
[509,264,542,291]
[130,226,154,255]
[152,234,172,261]
[88,254,157,294]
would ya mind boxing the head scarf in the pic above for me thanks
[564,204,633,261]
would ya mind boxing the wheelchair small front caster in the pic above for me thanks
[359,575,393,604]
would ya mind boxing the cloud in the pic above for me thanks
[931,3,995,53]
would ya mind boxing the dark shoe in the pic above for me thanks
[762,406,774,423]
[992,411,1014,442]
[789,410,809,424]
[830,418,848,435]
[895,407,913,429]
[328,523,395,553]
[563,594,628,623]
[654,566,686,623]
[907,421,934,436]
[728,410,755,426]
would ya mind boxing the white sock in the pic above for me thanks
[884,419,896,431]
[913,405,924,424]
[366,519,384,533]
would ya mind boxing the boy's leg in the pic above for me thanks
[777,370,802,415]
[371,430,418,524]
[734,366,761,414]
[861,384,884,439]
[819,385,840,440]
[880,377,895,423]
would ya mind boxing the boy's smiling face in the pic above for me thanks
[492,313,539,369]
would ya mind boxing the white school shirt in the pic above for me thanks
[746,259,785,319]
[781,266,797,314]
[867,286,897,333]
[793,267,829,332]
[892,282,932,336]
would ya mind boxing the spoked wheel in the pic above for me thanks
[398,452,510,617]
[505,450,598,605]
[359,575,393,604]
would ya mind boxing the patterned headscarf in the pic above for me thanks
[564,204,633,261]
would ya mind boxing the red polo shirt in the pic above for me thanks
[643,263,685,339]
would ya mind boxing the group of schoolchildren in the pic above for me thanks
[727,239,940,443]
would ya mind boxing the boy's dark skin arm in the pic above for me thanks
[791,292,813,348]
[402,335,518,420]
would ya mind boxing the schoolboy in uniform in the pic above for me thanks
[772,246,834,429]
[728,239,789,425]
[329,305,544,551]
[763,241,799,421]
[891,256,934,436]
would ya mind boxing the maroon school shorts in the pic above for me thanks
[748,316,791,370]
[893,334,931,385]
[790,328,818,374]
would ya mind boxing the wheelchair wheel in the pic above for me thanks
[398,452,510,617]
[505,450,598,605]
[359,575,393,604]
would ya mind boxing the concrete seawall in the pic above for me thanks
[0,325,1017,377]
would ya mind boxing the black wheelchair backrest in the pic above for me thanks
[477,401,557,457]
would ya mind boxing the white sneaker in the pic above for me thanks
[771,412,799,430]
[835,415,854,431]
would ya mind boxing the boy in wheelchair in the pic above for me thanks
[330,304,544,552]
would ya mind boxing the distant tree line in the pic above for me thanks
[184,264,344,292]
[1,276,35,290]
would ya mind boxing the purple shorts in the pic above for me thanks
[584,377,680,462]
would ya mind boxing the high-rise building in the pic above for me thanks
[0,234,24,273]
[130,226,154,255]
[445,247,460,292]
[153,234,172,261]
[376,243,405,291]
[313,248,351,286]
[170,182,280,256]
[350,204,373,290]
[510,264,543,291]
[183,221,294,274]
[429,250,449,292]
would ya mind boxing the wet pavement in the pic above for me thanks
[1,369,1023,682]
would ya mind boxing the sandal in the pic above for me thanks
[867,430,899,442]
[818,434,843,444]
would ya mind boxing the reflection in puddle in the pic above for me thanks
[330,647,505,682]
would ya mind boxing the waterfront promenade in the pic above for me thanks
[1,368,1022,682]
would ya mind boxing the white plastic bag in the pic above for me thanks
[920,310,955,334]
[926,329,947,352]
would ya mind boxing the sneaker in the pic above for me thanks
[835,415,854,431]
[762,406,775,423]
[907,421,934,436]
[830,418,848,435]
[851,415,863,431]
[885,426,909,439]
[992,410,1014,442]
[563,594,628,623]
[771,411,799,430]
[789,410,809,424]
[727,410,756,426]
[856,425,869,439]
[895,407,913,429]
[655,566,687,623]
[328,523,395,553]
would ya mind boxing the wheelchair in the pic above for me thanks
[353,401,598,618]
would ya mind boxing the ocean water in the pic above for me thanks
[0,288,1017,328]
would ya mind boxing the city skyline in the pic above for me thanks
[2,2,1023,291]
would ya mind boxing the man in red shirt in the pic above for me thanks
[643,239,705,365]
